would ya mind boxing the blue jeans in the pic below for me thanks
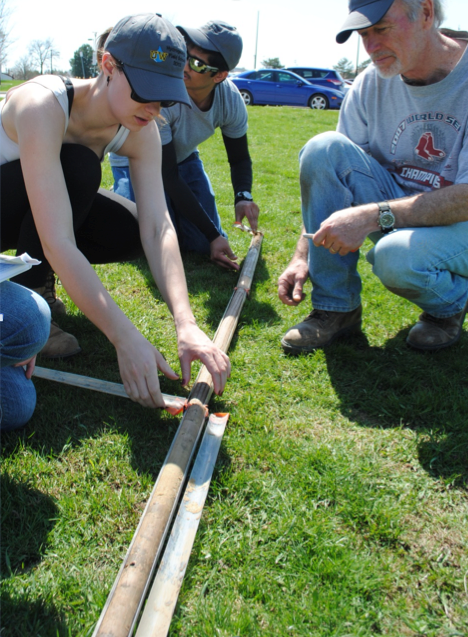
[300,132,468,317]
[111,152,226,254]
[0,281,51,430]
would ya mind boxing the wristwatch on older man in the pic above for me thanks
[378,201,395,234]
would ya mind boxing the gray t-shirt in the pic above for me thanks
[337,42,468,196]
[109,78,248,167]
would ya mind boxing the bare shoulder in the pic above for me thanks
[3,78,66,140]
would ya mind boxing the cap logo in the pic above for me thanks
[150,47,169,63]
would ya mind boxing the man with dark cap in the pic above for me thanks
[110,20,259,271]
[278,0,468,353]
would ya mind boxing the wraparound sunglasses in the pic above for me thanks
[187,54,219,74]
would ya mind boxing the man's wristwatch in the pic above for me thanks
[378,201,395,234]
[235,191,254,204]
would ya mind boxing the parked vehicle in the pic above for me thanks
[286,67,346,93]
[231,69,344,110]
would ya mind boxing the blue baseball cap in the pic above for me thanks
[177,21,243,71]
[336,0,395,43]
[105,13,190,105]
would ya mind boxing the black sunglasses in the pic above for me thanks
[187,54,219,75]
[119,61,176,108]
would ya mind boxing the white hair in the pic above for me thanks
[399,0,445,28]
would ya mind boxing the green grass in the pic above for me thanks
[1,106,468,637]
[0,80,24,90]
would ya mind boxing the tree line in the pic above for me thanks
[0,0,97,80]
[8,40,97,81]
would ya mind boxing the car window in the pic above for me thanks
[290,68,337,80]
[245,71,258,79]
[277,71,299,84]
[296,69,320,79]
[256,70,275,82]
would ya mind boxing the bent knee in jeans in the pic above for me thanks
[369,230,423,292]
[368,227,468,314]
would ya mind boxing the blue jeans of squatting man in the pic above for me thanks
[0,281,51,430]
[111,151,227,255]
[300,132,468,317]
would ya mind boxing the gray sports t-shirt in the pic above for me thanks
[109,78,247,167]
[337,42,468,196]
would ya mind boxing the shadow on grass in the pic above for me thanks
[321,328,468,489]
[134,249,280,331]
[0,475,59,578]
[0,591,71,637]
[0,249,260,637]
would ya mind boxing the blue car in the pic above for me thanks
[286,67,347,93]
[231,69,344,110]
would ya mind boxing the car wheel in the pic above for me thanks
[240,90,253,106]
[309,94,329,110]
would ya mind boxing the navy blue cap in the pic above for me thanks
[106,13,190,105]
[336,0,395,43]
[177,21,243,71]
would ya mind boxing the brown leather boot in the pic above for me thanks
[406,302,468,351]
[39,321,81,359]
[32,271,66,316]
[281,305,362,354]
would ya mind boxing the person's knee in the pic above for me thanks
[31,291,52,350]
[371,232,424,298]
[3,287,51,361]
[0,375,37,431]
[21,287,51,348]
[299,131,353,182]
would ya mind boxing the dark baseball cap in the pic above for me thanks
[177,21,243,71]
[105,13,190,105]
[336,0,395,43]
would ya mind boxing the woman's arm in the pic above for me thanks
[14,84,180,408]
[120,125,231,394]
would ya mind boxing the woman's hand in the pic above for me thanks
[176,320,230,395]
[116,329,180,408]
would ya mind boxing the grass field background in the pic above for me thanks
[1,106,467,637]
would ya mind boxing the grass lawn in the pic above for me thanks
[1,106,467,637]
[0,80,24,91]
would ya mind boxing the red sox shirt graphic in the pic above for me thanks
[415,131,445,160]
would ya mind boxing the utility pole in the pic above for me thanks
[253,11,259,70]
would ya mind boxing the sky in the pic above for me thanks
[5,0,468,75]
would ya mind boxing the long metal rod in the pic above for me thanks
[92,233,263,637]
[32,366,186,415]
[135,413,229,637]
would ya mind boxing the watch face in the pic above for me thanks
[380,211,394,228]
[238,191,253,201]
